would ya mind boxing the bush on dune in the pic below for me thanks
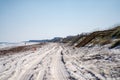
[110,40,120,49]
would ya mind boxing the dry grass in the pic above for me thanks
[75,26,120,47]
[0,43,45,56]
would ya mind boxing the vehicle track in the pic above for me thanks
[0,43,119,80]
[0,43,71,80]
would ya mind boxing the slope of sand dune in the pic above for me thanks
[0,43,119,80]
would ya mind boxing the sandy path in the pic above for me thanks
[0,43,71,80]
[0,43,119,80]
[50,46,70,80]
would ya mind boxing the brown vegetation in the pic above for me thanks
[61,26,120,48]
[0,43,45,56]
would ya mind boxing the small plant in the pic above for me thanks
[110,40,120,49]
[100,39,111,45]
[111,27,120,38]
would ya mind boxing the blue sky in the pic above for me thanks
[0,0,120,42]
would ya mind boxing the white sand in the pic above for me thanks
[0,43,119,80]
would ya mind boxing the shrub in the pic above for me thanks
[111,28,120,38]
[110,40,120,49]
[100,39,111,45]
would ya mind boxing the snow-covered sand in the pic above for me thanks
[0,43,119,80]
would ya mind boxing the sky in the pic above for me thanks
[0,0,120,42]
